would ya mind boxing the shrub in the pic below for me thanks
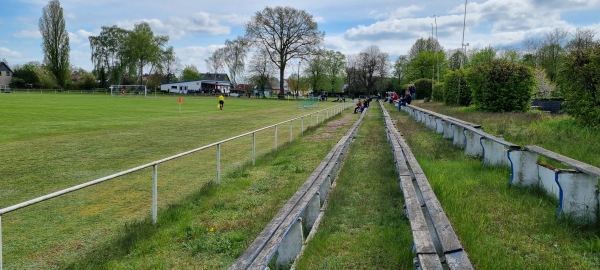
[413,78,433,100]
[443,69,471,106]
[557,45,600,127]
[432,82,444,102]
[466,59,535,112]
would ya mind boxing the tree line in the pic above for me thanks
[6,2,599,126]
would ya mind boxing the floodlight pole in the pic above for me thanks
[458,0,468,105]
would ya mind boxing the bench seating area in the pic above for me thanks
[382,102,473,269]
[230,107,366,269]
[400,104,600,224]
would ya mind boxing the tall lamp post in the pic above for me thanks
[457,0,468,105]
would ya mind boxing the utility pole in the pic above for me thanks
[457,0,468,105]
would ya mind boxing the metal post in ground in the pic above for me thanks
[275,125,278,151]
[216,144,221,184]
[252,132,256,165]
[152,164,158,224]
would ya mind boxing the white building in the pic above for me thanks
[160,73,232,94]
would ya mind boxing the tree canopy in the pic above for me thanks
[246,6,323,95]
[39,0,70,88]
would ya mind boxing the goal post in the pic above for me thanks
[109,85,148,97]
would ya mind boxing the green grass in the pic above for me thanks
[296,104,413,269]
[384,102,600,269]
[0,92,348,269]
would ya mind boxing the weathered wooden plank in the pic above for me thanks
[412,230,438,254]
[417,253,444,270]
[445,250,474,270]
[526,145,600,177]
[414,173,464,253]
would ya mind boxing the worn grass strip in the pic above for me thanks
[385,103,600,270]
[55,112,359,269]
[296,105,413,269]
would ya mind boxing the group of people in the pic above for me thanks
[354,96,373,114]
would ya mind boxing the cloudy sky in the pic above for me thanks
[1,0,600,74]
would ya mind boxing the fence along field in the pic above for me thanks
[0,93,350,269]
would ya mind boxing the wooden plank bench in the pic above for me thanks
[381,102,473,269]
[230,107,367,269]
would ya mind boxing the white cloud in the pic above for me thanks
[69,29,93,44]
[0,47,22,58]
[13,30,41,39]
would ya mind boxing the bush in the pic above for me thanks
[431,82,444,102]
[557,45,600,127]
[413,78,433,100]
[443,69,471,106]
[466,59,535,112]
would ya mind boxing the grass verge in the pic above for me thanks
[296,104,413,269]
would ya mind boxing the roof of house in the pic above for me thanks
[0,62,13,73]
[200,73,229,81]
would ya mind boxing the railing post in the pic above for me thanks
[274,125,278,151]
[252,132,256,166]
[301,117,304,136]
[290,121,293,143]
[310,114,313,127]
[152,164,158,224]
[216,144,221,184]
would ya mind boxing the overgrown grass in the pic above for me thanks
[0,93,346,269]
[384,102,600,269]
[417,101,600,168]
[296,105,413,269]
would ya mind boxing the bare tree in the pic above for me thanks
[357,45,389,95]
[538,28,569,82]
[566,28,597,52]
[206,48,225,80]
[223,37,249,89]
[246,6,324,95]
[247,48,277,97]
[39,0,70,88]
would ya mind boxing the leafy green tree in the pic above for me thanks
[448,49,466,70]
[393,55,410,85]
[407,51,435,82]
[181,65,201,81]
[443,69,471,106]
[466,59,535,112]
[246,6,323,95]
[305,50,328,94]
[468,46,496,67]
[123,22,169,85]
[89,25,132,86]
[323,50,345,93]
[557,44,600,127]
[10,64,40,88]
[39,0,70,88]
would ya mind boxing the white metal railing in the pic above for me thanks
[0,101,353,269]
